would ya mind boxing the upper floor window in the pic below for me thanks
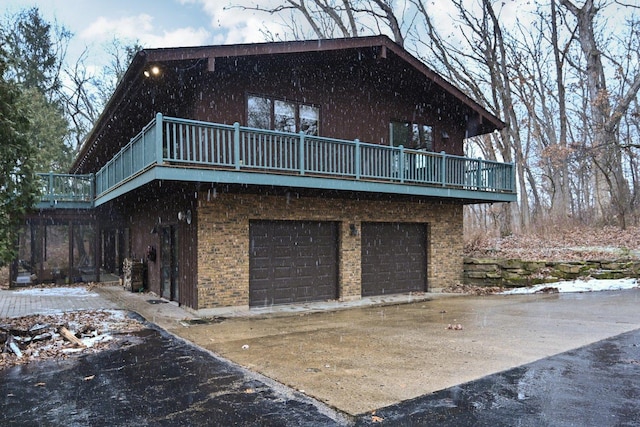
[247,94,319,136]
[390,120,433,151]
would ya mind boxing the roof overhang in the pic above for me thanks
[71,35,505,173]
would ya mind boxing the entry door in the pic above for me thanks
[161,225,179,302]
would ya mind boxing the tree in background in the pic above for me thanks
[0,49,38,266]
[229,0,407,45]
[2,7,69,96]
[62,38,143,151]
[1,7,73,173]
[234,0,640,231]
[558,0,640,229]
[16,87,73,172]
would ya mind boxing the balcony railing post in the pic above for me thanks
[476,158,483,190]
[355,139,361,179]
[299,131,305,176]
[233,122,241,170]
[90,173,95,204]
[155,113,163,165]
[48,171,54,205]
[440,151,447,186]
[511,162,516,192]
[398,145,405,183]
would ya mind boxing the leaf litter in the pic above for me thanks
[1,310,145,370]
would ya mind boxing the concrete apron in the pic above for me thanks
[98,287,640,416]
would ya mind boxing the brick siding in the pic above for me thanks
[196,192,462,308]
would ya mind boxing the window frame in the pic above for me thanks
[390,120,434,151]
[246,93,320,136]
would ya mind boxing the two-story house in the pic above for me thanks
[16,35,515,311]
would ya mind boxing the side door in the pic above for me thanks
[160,225,179,302]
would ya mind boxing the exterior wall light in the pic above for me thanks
[177,209,192,225]
[349,223,358,236]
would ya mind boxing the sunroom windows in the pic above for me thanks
[247,94,319,136]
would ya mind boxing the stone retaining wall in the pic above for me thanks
[464,257,640,287]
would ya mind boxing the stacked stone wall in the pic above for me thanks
[464,258,640,287]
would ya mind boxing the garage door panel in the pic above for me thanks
[361,222,427,297]
[249,221,338,307]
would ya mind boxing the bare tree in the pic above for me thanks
[559,0,640,228]
[411,0,522,235]
[227,0,406,45]
[61,38,143,153]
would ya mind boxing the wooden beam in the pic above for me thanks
[380,45,387,59]
[59,327,85,347]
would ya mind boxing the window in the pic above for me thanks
[390,120,433,150]
[247,94,319,135]
[247,96,271,129]
[274,100,296,133]
[300,104,319,135]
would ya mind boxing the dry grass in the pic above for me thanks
[465,225,640,261]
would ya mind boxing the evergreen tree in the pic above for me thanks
[0,49,38,266]
[1,7,73,171]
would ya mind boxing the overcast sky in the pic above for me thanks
[3,1,631,73]
[3,0,288,69]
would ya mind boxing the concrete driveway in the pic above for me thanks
[3,285,640,424]
[147,289,640,415]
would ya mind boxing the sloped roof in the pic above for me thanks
[71,35,504,173]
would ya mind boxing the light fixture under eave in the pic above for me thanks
[143,65,161,78]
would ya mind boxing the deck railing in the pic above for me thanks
[37,172,94,206]
[94,113,516,198]
[95,119,157,196]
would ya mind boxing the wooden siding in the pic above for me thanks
[191,53,467,154]
[99,184,198,309]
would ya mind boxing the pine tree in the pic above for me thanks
[0,50,38,266]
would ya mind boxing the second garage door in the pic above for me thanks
[249,220,338,307]
[361,222,427,297]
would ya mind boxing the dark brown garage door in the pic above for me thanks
[249,220,338,307]
[361,222,427,297]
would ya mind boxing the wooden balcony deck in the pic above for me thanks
[39,114,517,209]
[36,173,94,209]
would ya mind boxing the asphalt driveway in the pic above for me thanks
[353,327,640,426]
[2,287,640,425]
[0,320,346,426]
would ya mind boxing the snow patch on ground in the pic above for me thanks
[14,287,98,297]
[502,278,638,295]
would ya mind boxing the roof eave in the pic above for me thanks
[71,35,505,173]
